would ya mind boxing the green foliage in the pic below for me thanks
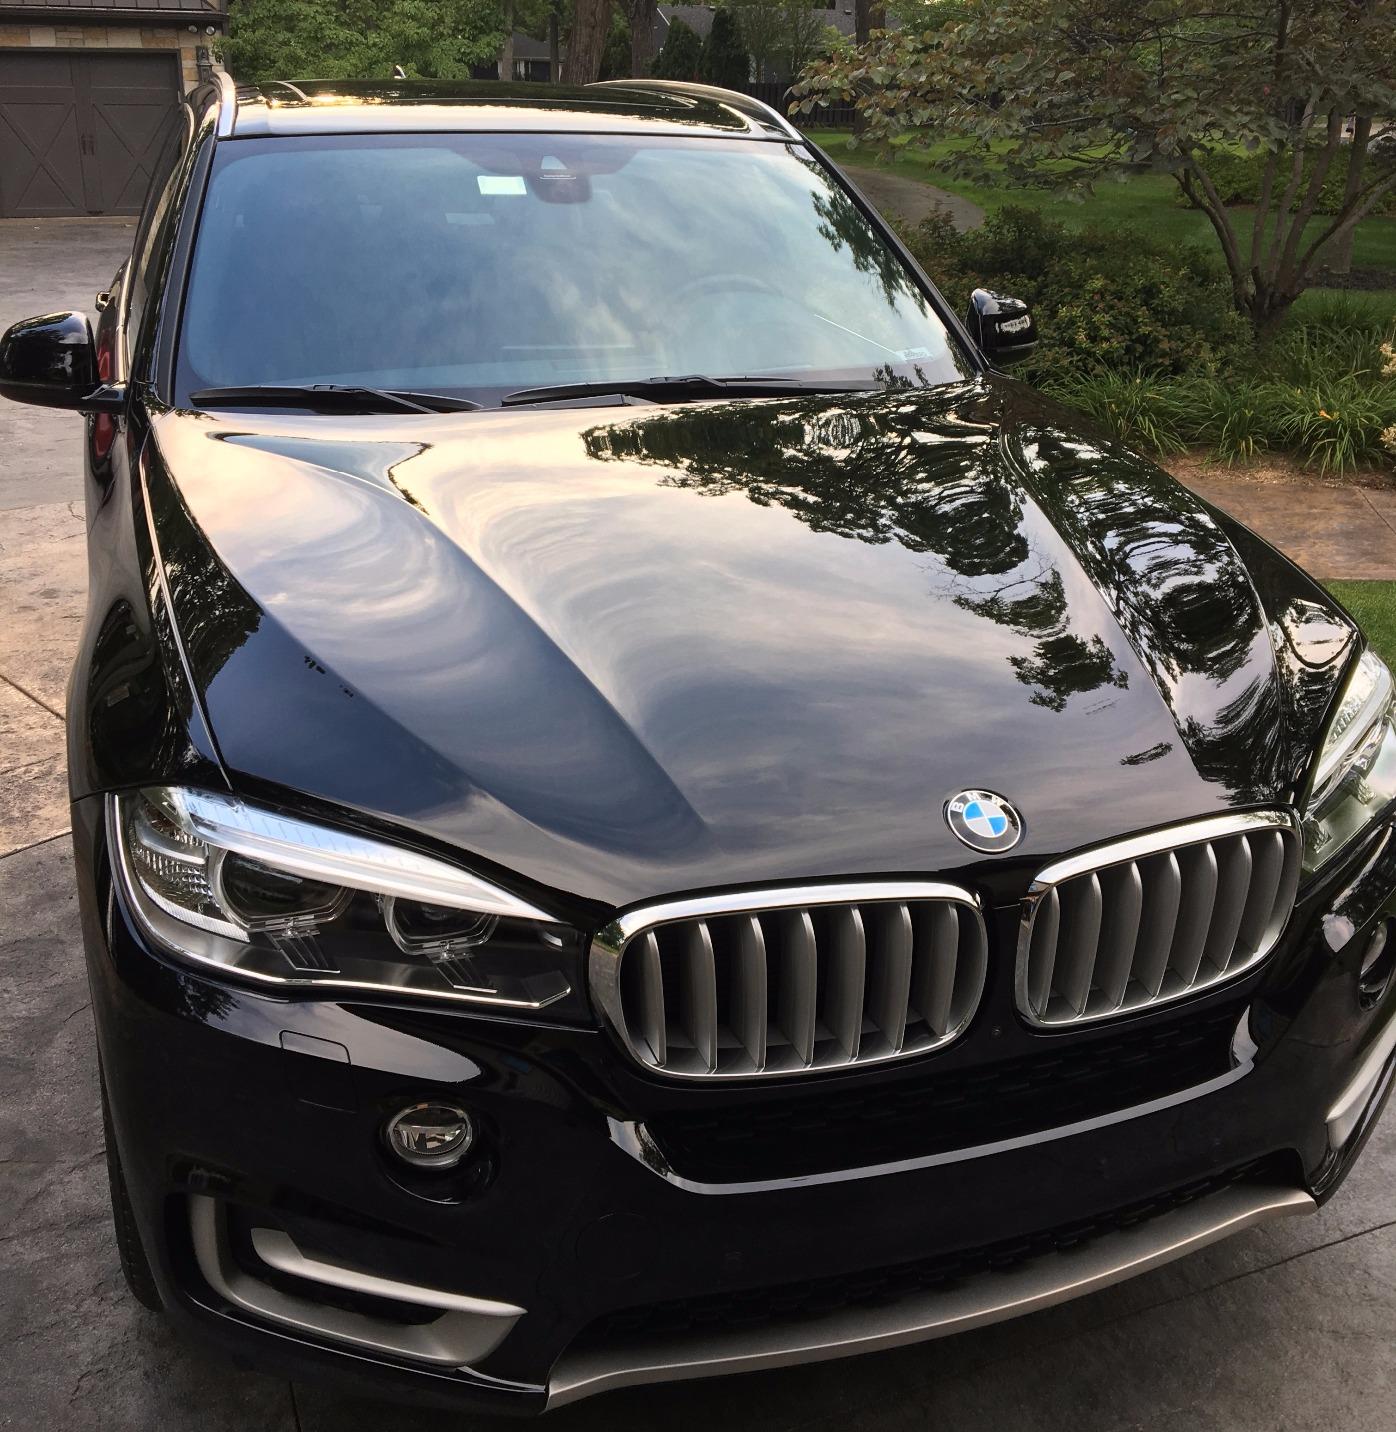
[1037,367,1193,455]
[598,9,633,80]
[700,8,750,88]
[906,209,1396,471]
[1040,339,1396,474]
[1328,582,1396,670]
[883,0,969,29]
[797,1,1396,328]
[1190,148,1396,220]
[223,0,509,80]
[652,18,702,79]
[901,205,1251,381]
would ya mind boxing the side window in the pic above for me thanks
[123,105,193,358]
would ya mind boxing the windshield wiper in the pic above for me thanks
[500,375,878,408]
[190,384,481,414]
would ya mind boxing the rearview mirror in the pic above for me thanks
[0,311,122,413]
[966,289,1038,368]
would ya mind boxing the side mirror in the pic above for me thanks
[966,289,1038,367]
[0,311,122,413]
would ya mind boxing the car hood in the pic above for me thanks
[144,383,1355,910]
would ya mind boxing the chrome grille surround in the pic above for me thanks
[1016,811,1302,1029]
[591,882,987,1080]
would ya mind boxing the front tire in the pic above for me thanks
[101,1074,162,1312]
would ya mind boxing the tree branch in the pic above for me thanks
[1296,166,1396,280]
[1276,106,1345,285]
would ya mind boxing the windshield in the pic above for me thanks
[176,133,970,406]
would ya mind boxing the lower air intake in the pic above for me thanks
[592,882,987,1079]
[1017,811,1301,1027]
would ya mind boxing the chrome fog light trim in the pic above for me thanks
[1327,1004,1396,1149]
[189,1195,523,1367]
[384,1101,475,1170]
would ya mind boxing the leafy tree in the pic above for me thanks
[882,0,966,27]
[783,0,834,82]
[224,0,509,80]
[598,7,633,79]
[731,0,836,82]
[798,0,1396,333]
[732,0,783,80]
[652,17,702,79]
[699,7,750,87]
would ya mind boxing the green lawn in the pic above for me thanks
[1329,582,1396,666]
[819,132,1396,313]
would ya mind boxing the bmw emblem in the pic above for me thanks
[946,790,1023,854]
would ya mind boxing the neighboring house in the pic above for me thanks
[508,32,554,83]
[0,0,226,217]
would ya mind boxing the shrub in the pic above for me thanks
[1041,355,1396,473]
[653,18,702,79]
[902,205,1396,470]
[1265,379,1396,473]
[699,7,749,88]
[901,205,1251,381]
[1039,367,1192,454]
[1187,148,1396,220]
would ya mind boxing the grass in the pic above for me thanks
[819,132,1396,294]
[1328,582,1396,666]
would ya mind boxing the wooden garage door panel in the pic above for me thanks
[0,54,86,218]
[88,84,177,212]
[0,51,178,218]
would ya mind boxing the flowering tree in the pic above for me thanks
[797,0,1396,333]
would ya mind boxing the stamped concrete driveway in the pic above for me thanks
[2,219,1395,1432]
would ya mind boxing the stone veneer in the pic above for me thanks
[0,20,220,91]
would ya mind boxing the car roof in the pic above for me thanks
[216,78,799,141]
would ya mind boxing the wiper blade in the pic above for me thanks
[190,384,481,414]
[500,375,877,408]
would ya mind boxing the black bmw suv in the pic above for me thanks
[2,75,1395,1414]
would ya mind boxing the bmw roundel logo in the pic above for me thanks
[945,789,1023,853]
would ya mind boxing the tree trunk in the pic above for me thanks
[1325,117,1373,276]
[625,0,658,76]
[852,0,874,133]
[498,0,516,82]
[548,1,560,80]
[562,0,613,84]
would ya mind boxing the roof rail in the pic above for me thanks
[586,79,801,141]
[214,68,237,138]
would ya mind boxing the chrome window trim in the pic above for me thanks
[1015,809,1302,1030]
[590,880,986,1081]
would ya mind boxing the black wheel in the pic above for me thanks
[101,1075,163,1312]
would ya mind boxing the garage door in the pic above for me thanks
[0,51,180,218]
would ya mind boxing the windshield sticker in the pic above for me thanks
[478,176,527,196]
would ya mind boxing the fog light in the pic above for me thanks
[384,1101,474,1170]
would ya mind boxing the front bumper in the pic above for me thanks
[75,797,1396,1415]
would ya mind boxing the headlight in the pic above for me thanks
[1303,650,1396,875]
[109,786,586,1013]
